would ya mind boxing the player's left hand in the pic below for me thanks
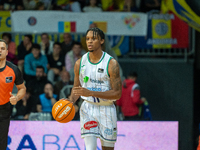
[73,87,92,97]
[9,92,18,105]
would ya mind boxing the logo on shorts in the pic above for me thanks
[5,76,13,83]
[104,129,113,135]
[113,128,117,137]
[84,121,98,130]
[98,68,104,73]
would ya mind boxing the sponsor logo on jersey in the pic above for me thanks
[84,121,98,130]
[104,129,113,135]
[5,76,13,83]
[90,79,104,84]
[83,76,89,83]
[87,87,101,91]
[98,68,104,73]
[81,65,85,68]
[58,106,71,118]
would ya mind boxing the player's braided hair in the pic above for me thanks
[86,27,105,46]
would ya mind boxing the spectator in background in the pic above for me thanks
[2,33,16,55]
[47,42,65,84]
[100,0,114,11]
[2,33,18,65]
[40,33,54,55]
[54,70,73,98]
[116,72,146,121]
[24,43,48,80]
[61,33,75,56]
[123,0,138,12]
[56,0,81,12]
[40,0,53,10]
[35,1,45,10]
[37,82,58,113]
[23,0,37,10]
[17,34,33,72]
[101,0,123,11]
[52,3,63,10]
[12,88,34,120]
[26,66,49,98]
[141,0,161,12]
[0,0,23,10]
[65,42,85,81]
[83,0,102,12]
[16,3,24,10]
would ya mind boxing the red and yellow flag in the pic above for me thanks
[58,21,76,33]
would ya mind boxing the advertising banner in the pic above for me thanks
[11,11,147,36]
[135,13,189,49]
[8,121,178,150]
[161,0,200,31]
[0,11,11,32]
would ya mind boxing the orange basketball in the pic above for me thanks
[52,99,75,123]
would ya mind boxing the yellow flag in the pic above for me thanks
[0,11,11,32]
[152,18,172,48]
[161,0,200,31]
[64,22,70,32]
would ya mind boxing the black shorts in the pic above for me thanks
[0,102,11,150]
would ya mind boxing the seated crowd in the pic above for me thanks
[0,0,161,13]
[5,31,86,121]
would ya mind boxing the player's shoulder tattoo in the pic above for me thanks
[109,59,120,78]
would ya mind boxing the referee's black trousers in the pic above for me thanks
[0,102,11,150]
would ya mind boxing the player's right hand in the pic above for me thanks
[61,98,75,105]
[60,98,70,101]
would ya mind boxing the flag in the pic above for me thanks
[161,0,200,32]
[58,21,76,33]
[135,12,189,49]
[108,36,129,56]
[0,11,11,32]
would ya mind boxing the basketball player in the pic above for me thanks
[0,39,26,150]
[69,28,122,150]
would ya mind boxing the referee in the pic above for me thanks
[0,39,26,150]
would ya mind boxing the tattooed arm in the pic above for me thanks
[73,58,122,100]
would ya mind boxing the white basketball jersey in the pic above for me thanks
[79,52,115,105]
